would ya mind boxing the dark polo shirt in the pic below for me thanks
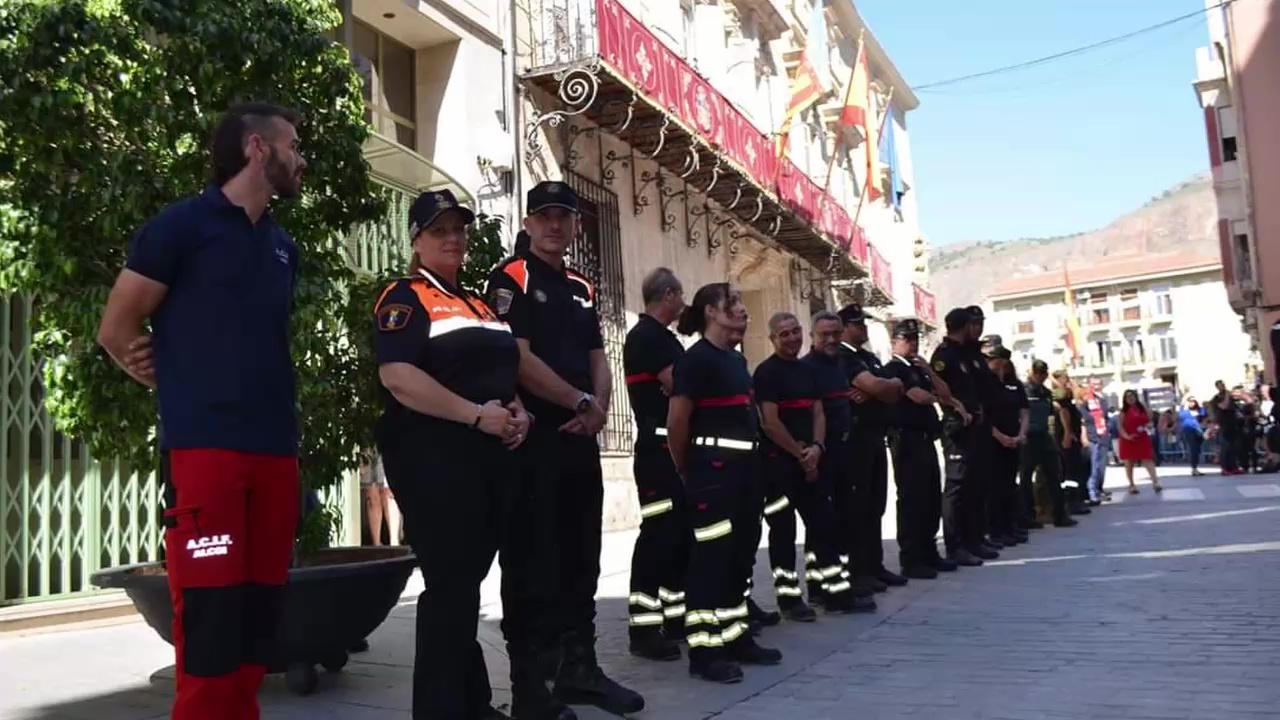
[125,186,299,456]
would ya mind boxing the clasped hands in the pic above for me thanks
[475,400,531,449]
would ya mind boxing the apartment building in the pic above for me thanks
[513,0,935,525]
[985,253,1257,398]
[1193,0,1280,379]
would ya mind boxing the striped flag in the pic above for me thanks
[837,34,882,201]
[774,0,828,165]
[1063,266,1084,362]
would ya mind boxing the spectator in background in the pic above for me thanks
[361,452,401,546]
[1179,398,1207,477]
[1212,380,1242,475]
[1118,389,1163,494]
[1078,379,1111,504]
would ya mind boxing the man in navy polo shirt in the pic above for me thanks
[98,102,307,720]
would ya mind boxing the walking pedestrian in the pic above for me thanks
[1179,397,1207,477]
[372,188,527,720]
[1118,389,1163,494]
[98,102,307,720]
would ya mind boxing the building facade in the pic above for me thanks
[984,253,1258,399]
[513,0,935,527]
[1193,0,1280,380]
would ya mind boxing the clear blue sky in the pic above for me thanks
[856,0,1212,246]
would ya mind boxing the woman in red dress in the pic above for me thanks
[1118,389,1163,494]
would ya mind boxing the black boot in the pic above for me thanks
[689,652,744,684]
[947,548,984,567]
[824,591,877,614]
[746,597,781,627]
[555,633,645,716]
[778,598,817,622]
[510,645,575,720]
[727,634,783,665]
[874,567,909,587]
[628,628,681,661]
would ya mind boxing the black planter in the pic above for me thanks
[91,546,417,695]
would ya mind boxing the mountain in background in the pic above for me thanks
[926,173,1220,311]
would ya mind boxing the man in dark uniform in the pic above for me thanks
[979,335,1030,547]
[486,181,643,718]
[929,308,987,567]
[755,312,860,619]
[835,304,906,597]
[98,103,306,720]
[622,267,689,661]
[962,307,1004,557]
[804,311,878,612]
[883,319,959,579]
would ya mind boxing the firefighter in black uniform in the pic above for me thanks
[962,306,1005,558]
[485,182,642,718]
[803,311,879,612]
[668,282,782,684]
[374,189,526,720]
[883,319,960,579]
[622,267,689,661]
[835,304,907,596]
[929,308,986,567]
[980,335,1031,547]
[755,312,860,619]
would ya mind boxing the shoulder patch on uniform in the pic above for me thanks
[377,303,413,332]
[492,288,514,315]
[933,360,946,372]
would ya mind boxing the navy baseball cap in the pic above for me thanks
[837,303,866,325]
[965,305,985,321]
[408,188,474,238]
[527,180,580,214]
[892,318,921,338]
[944,307,971,332]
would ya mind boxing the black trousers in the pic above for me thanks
[987,440,1020,538]
[1220,432,1240,472]
[628,440,690,635]
[683,446,758,663]
[942,421,987,553]
[500,425,603,661]
[378,419,509,720]
[762,449,850,603]
[890,430,942,569]
[1020,432,1067,523]
[849,430,889,576]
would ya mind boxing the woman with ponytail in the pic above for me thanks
[666,283,782,684]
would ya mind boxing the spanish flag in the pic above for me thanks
[774,0,828,165]
[838,34,881,201]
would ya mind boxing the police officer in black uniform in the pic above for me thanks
[486,182,642,718]
[835,304,907,595]
[668,283,782,684]
[882,319,960,580]
[374,189,527,720]
[929,308,985,567]
[963,306,1005,558]
[622,267,689,661]
[979,335,1030,548]
[755,312,860,619]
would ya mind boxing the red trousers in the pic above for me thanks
[164,449,299,720]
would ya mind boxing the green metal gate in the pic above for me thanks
[0,183,415,606]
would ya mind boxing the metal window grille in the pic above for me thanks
[563,171,633,453]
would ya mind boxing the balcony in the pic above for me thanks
[912,283,937,329]
[515,0,884,290]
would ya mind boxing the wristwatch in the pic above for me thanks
[575,393,595,414]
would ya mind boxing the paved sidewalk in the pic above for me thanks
[5,467,1280,719]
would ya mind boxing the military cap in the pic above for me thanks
[944,307,971,332]
[527,180,580,214]
[837,303,867,325]
[892,318,921,338]
[408,188,475,238]
[965,305,985,321]
[980,333,1004,351]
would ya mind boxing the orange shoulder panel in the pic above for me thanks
[502,259,530,293]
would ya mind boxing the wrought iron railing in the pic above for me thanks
[518,0,598,72]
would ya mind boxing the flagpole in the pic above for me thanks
[851,85,894,229]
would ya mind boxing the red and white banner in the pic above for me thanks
[595,0,864,253]
[912,283,937,326]
[870,245,893,300]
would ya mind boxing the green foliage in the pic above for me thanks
[460,214,508,296]
[0,0,385,554]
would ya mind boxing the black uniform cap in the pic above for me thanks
[527,180,580,214]
[944,307,971,332]
[892,318,921,338]
[1031,359,1049,374]
[408,188,475,238]
[837,303,866,325]
[965,305,985,321]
